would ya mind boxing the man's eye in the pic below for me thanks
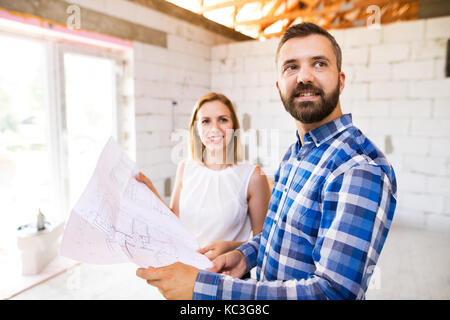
[285,65,297,72]
[314,61,326,67]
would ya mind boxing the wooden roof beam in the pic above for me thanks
[261,0,297,32]
[200,0,265,13]
[266,0,285,18]
[234,0,341,26]
[233,0,416,27]
[261,0,325,32]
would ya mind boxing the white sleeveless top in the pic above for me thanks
[179,160,256,247]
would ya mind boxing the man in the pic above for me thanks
[136,22,397,300]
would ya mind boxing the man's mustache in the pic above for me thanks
[291,83,324,98]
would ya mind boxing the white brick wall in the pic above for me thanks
[369,81,409,99]
[339,17,450,233]
[392,61,434,80]
[425,16,450,39]
[409,79,450,98]
[344,27,381,46]
[370,43,410,64]
[382,20,425,43]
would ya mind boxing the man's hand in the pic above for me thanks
[207,250,247,278]
[136,262,199,300]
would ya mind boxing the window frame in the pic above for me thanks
[56,40,126,216]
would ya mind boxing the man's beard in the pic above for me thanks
[279,79,340,124]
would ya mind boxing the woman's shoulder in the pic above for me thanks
[176,159,192,180]
[177,159,187,172]
[233,162,265,186]
[247,165,267,187]
[246,165,271,200]
[249,165,266,180]
[179,159,206,177]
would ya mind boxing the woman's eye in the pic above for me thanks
[219,118,228,122]
[201,119,209,124]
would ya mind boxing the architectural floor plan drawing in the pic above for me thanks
[60,137,213,270]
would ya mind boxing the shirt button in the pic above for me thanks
[284,187,288,192]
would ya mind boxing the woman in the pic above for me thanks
[136,92,271,260]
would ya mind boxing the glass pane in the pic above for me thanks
[63,53,117,208]
[0,35,51,250]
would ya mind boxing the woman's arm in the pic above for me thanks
[197,240,245,261]
[247,166,271,236]
[136,172,166,205]
[136,160,185,217]
[169,160,186,218]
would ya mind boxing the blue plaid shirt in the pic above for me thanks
[193,114,397,300]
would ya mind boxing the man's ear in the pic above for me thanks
[338,72,345,94]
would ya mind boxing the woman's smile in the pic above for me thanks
[208,135,224,144]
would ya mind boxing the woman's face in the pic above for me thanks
[196,100,235,153]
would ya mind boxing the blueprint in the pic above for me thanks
[60,137,213,270]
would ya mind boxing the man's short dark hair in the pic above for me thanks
[276,22,342,72]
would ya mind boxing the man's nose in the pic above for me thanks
[296,66,314,84]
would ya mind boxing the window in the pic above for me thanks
[63,51,119,209]
[0,34,50,249]
[0,28,132,253]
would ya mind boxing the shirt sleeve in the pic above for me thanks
[236,233,261,273]
[192,164,396,300]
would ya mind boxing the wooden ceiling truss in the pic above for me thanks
[196,0,419,39]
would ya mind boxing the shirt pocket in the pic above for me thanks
[285,190,321,245]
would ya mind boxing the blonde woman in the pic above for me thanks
[136,92,271,260]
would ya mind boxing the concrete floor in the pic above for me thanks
[10,225,450,300]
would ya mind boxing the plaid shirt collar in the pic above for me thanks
[294,113,354,153]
